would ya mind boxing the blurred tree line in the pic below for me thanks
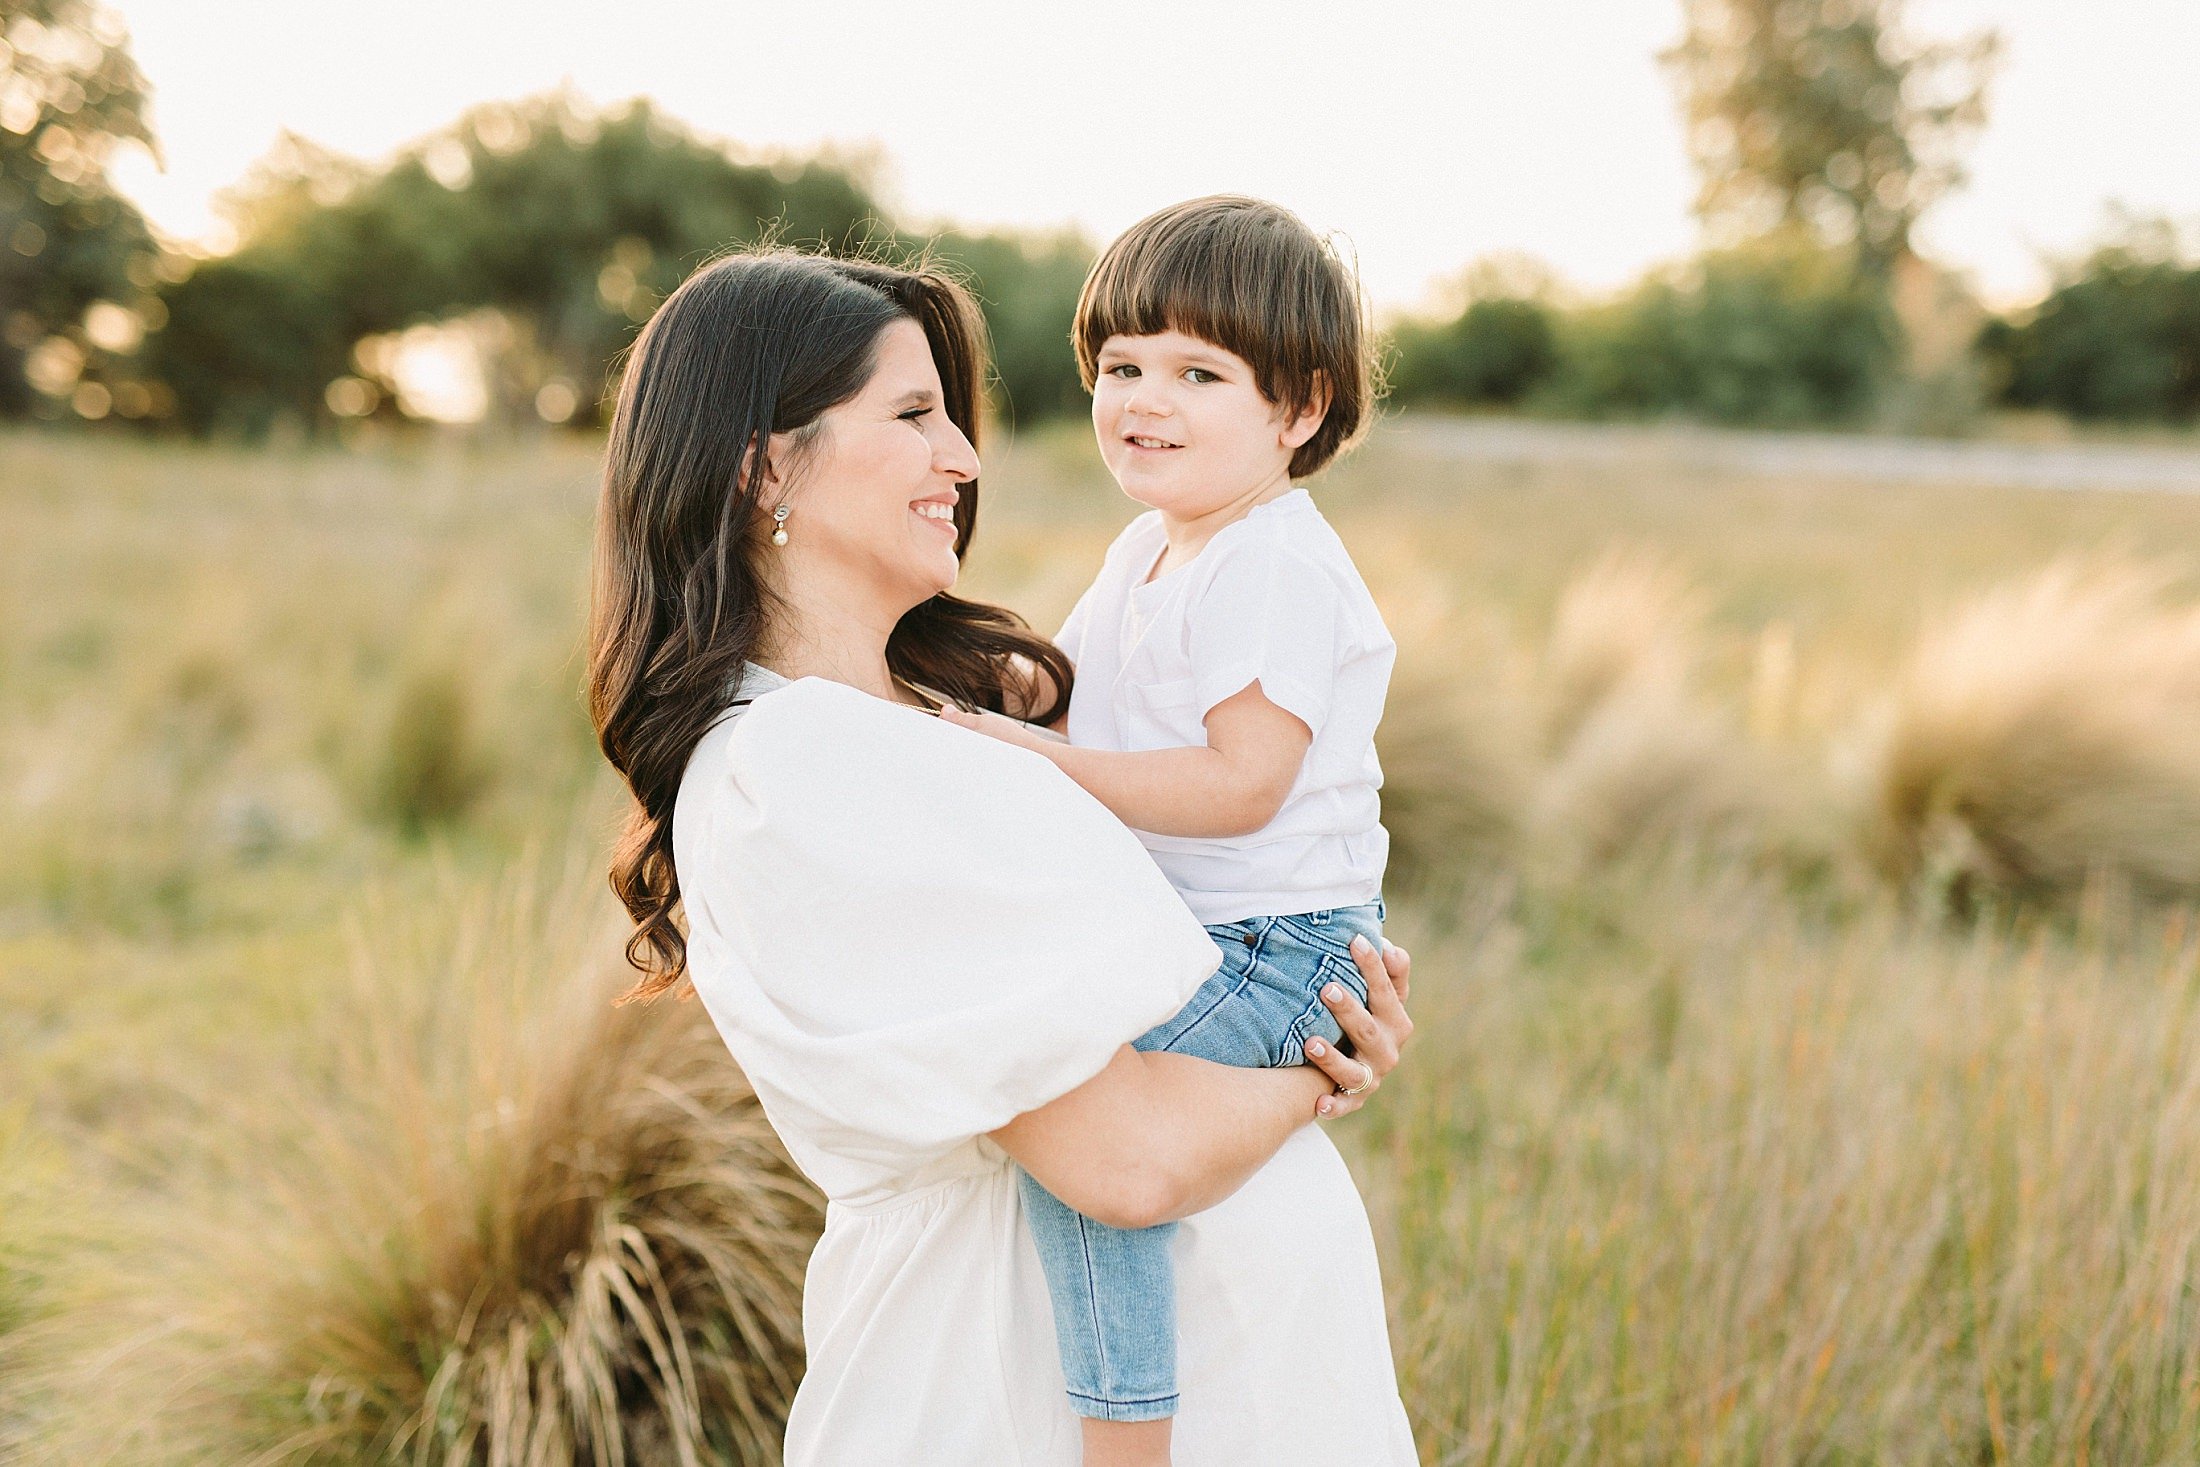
[1386,0,2195,431]
[4,0,2196,437]
[1,0,162,421]
[134,91,1103,434]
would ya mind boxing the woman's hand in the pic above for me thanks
[1302,935,1413,1119]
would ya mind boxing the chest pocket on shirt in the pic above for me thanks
[1117,674,1204,752]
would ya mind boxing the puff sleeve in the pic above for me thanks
[672,678,1223,1202]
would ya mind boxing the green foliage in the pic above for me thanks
[1663,0,1998,274]
[141,249,349,435]
[1544,233,1899,425]
[129,92,1121,439]
[0,0,159,419]
[1387,296,1561,408]
[1390,235,1900,427]
[925,227,1095,427]
[1979,216,2200,423]
[142,93,888,434]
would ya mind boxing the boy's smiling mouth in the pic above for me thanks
[1125,434,1182,451]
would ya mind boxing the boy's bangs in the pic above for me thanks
[1074,228,1318,418]
[1083,251,1270,381]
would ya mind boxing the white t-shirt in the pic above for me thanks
[1056,488,1395,926]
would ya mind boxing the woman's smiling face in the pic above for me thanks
[772,316,979,616]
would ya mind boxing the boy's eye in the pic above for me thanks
[1104,363,1139,379]
[1186,368,1220,384]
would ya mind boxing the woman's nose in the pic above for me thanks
[937,419,980,481]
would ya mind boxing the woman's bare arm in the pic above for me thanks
[989,1048,1328,1228]
[986,935,1412,1229]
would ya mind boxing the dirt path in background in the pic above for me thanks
[1398,417,2200,494]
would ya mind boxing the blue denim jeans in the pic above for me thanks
[1017,899,1386,1421]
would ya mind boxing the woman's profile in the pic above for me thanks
[587,248,1419,1464]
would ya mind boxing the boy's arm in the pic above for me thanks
[943,680,1310,838]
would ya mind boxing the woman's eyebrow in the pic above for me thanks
[889,387,937,409]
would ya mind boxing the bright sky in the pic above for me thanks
[102,0,2200,314]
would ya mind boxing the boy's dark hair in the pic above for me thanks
[1072,195,1375,479]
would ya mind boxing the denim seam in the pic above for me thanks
[1066,1389,1180,1422]
[1155,969,1252,1054]
[1272,912,1379,955]
[1074,1209,1110,1402]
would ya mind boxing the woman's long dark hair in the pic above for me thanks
[589,250,1073,1002]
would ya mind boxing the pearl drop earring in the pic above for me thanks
[770,503,790,546]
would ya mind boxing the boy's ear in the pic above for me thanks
[1279,371,1332,451]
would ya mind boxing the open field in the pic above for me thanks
[5,419,2200,1463]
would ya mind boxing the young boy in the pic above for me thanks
[942,194,1394,1464]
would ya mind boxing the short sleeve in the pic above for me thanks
[1184,544,1341,737]
[676,679,1222,1198]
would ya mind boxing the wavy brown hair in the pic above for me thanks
[589,249,1072,1002]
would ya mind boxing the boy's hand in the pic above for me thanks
[939,705,1058,754]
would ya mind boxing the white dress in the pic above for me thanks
[672,674,1418,1465]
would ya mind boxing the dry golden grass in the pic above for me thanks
[1524,550,1765,873]
[1369,866,2200,1464]
[7,420,2200,1464]
[18,870,820,1466]
[1856,556,2200,913]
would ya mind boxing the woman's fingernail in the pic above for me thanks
[1317,1097,1334,1116]
[1325,983,1345,1002]
[1307,1038,1327,1058]
[1350,934,1371,955]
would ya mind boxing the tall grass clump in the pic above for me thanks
[368,662,499,837]
[1378,639,1534,909]
[30,873,821,1466]
[1528,550,1764,871]
[1855,556,2200,914]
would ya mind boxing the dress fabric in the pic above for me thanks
[671,674,1418,1465]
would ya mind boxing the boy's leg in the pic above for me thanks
[1083,1417,1171,1466]
[1014,923,1352,1439]
[1016,1168,1181,1424]
[1013,950,1265,1432]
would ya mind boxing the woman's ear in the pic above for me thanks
[741,431,786,502]
[1280,371,1332,451]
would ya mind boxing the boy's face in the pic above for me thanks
[1090,330,1320,518]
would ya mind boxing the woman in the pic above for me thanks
[589,249,1418,1465]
